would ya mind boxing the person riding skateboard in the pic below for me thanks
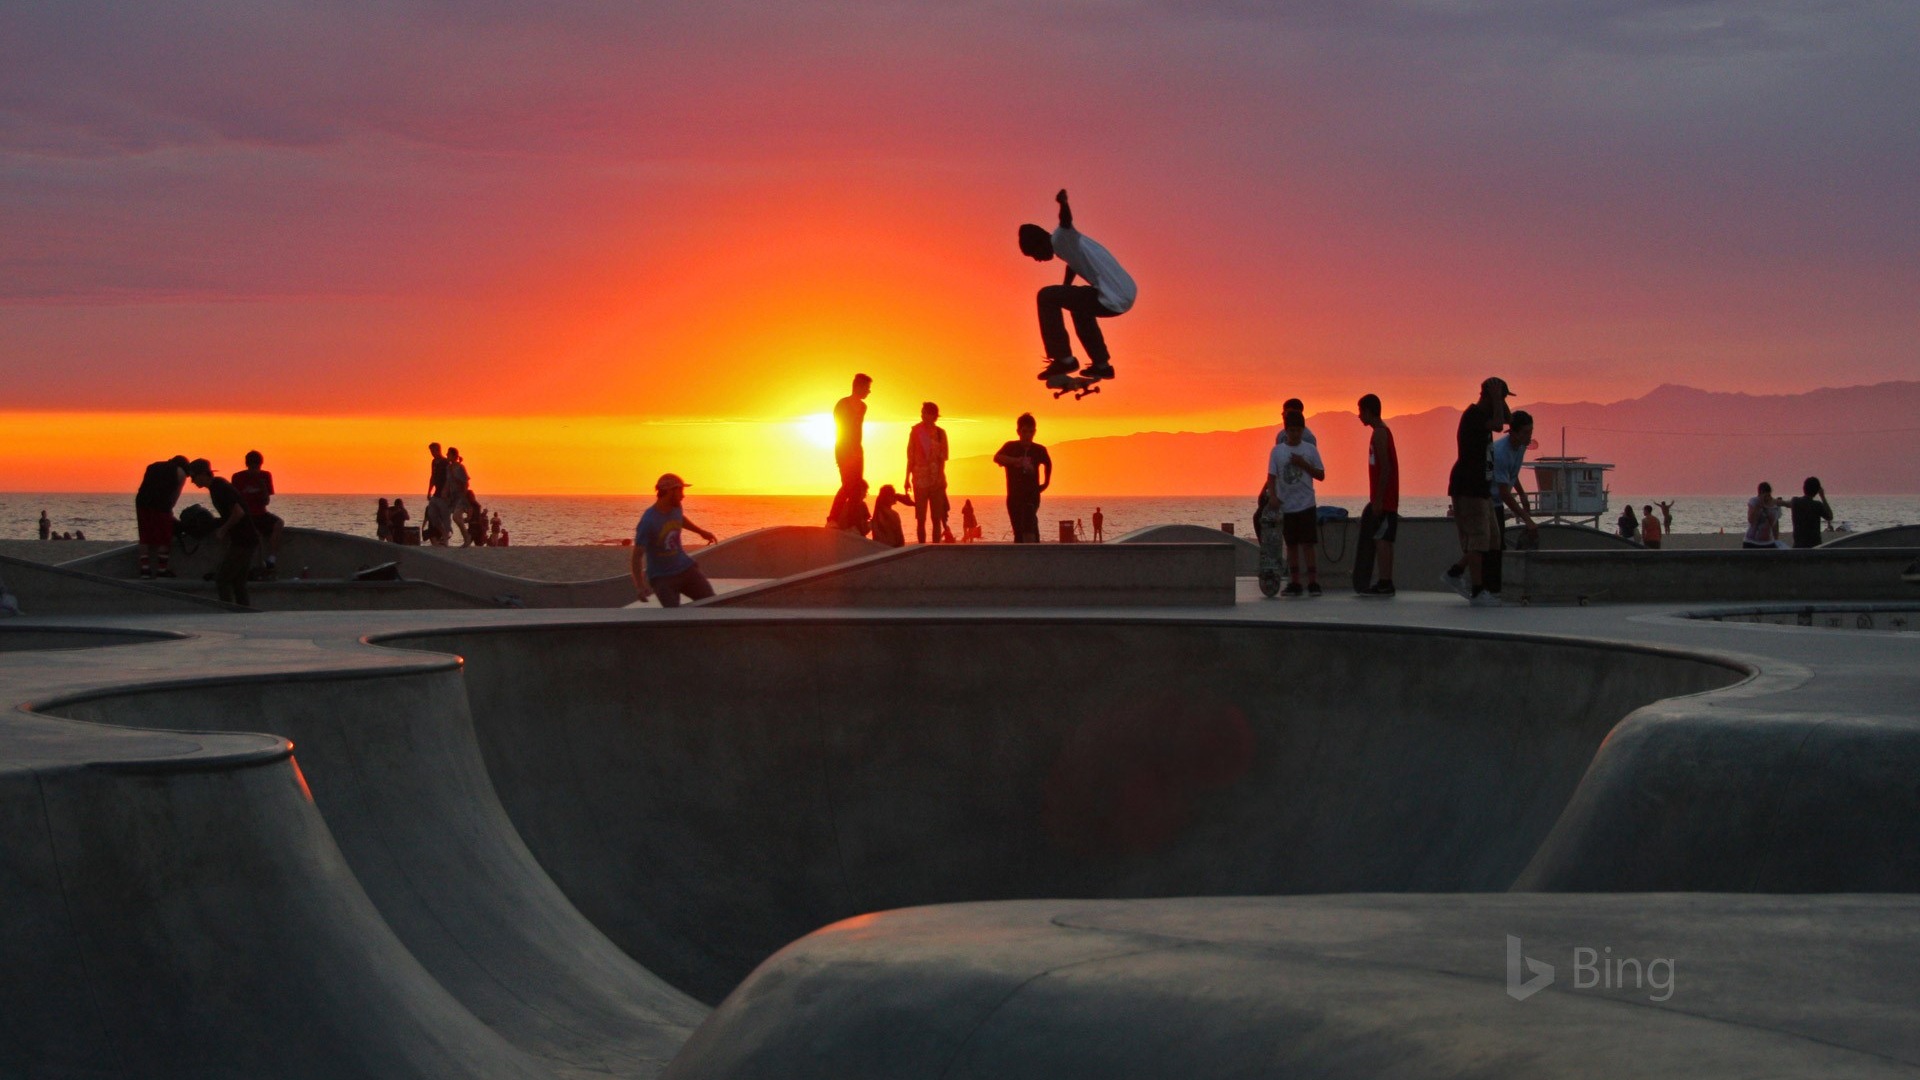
[1019,189,1137,386]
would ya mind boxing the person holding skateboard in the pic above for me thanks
[1019,189,1137,388]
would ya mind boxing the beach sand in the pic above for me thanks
[3,534,1756,581]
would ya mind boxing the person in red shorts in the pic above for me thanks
[134,455,190,578]
[231,450,283,578]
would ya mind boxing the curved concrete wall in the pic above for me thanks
[1822,523,1920,549]
[1113,523,1261,574]
[42,663,705,1078]
[391,619,1740,1003]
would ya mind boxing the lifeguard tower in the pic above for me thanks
[1529,456,1613,527]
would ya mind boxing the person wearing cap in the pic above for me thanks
[134,454,191,578]
[633,474,718,608]
[186,458,260,607]
[1442,377,1513,606]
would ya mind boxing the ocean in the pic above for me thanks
[9,492,1918,547]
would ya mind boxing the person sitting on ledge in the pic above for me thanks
[870,484,916,548]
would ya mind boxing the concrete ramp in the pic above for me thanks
[0,713,551,1078]
[1823,523,1920,548]
[391,619,1739,1003]
[1113,523,1260,574]
[1504,547,1920,604]
[704,543,1236,608]
[691,526,887,578]
[42,654,706,1077]
[0,553,243,616]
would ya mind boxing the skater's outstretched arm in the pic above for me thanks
[1055,189,1073,231]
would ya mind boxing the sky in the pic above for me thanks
[3,1,1915,493]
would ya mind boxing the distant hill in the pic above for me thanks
[948,382,1920,497]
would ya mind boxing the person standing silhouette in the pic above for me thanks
[993,413,1051,543]
[1092,507,1104,542]
[905,401,950,543]
[827,374,872,526]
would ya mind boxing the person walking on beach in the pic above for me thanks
[1441,378,1512,606]
[961,499,981,543]
[38,510,50,541]
[389,498,411,544]
[905,401,950,543]
[186,459,260,607]
[1020,189,1136,385]
[1790,477,1833,548]
[994,413,1052,543]
[1352,394,1399,596]
[1487,409,1538,592]
[1264,411,1326,596]
[1092,507,1104,542]
[1641,506,1663,549]
[134,454,191,578]
[828,374,872,526]
[232,450,282,578]
[1744,481,1787,549]
[632,473,717,608]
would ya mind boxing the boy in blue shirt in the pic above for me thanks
[632,473,718,607]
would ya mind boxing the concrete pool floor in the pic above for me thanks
[2,584,1916,1077]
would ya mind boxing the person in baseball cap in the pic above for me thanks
[632,472,717,607]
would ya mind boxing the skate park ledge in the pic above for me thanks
[700,542,1237,607]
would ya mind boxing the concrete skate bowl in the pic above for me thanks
[0,625,180,651]
[384,618,1745,1005]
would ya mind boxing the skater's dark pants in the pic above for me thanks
[1037,285,1120,364]
[1007,497,1041,544]
[1486,507,1508,593]
[828,447,864,522]
[215,537,256,607]
[651,566,715,608]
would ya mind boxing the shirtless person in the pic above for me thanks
[1019,190,1137,386]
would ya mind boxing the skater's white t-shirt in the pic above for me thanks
[1268,440,1323,514]
[1051,227,1137,314]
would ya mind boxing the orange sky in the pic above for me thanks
[3,4,1914,494]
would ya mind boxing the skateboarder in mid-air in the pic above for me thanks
[1019,189,1137,388]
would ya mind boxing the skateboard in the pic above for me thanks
[1042,364,1111,400]
[1256,506,1284,597]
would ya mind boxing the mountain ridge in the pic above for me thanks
[947,381,1920,497]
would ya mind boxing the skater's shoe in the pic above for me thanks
[1281,581,1304,597]
[1469,589,1503,608]
[1440,568,1471,599]
[1359,581,1397,598]
[1038,356,1081,380]
[155,569,176,579]
[1306,581,1322,597]
[139,569,154,580]
[1081,361,1115,380]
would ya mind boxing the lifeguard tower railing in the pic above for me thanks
[1529,456,1613,526]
